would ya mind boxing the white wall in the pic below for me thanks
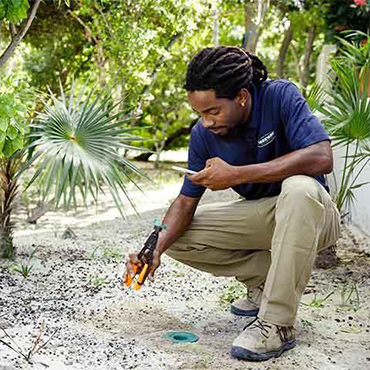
[328,146,370,236]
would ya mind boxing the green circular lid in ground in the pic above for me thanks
[165,331,199,343]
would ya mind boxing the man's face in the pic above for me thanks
[187,89,251,136]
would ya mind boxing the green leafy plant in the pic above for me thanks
[220,282,247,304]
[324,1,370,43]
[100,245,122,259]
[306,82,325,114]
[337,30,370,68]
[12,245,39,279]
[0,79,29,258]
[319,33,370,213]
[87,245,122,260]
[90,274,106,289]
[301,291,334,308]
[301,319,315,328]
[0,0,30,24]
[21,81,149,219]
[340,283,361,311]
[13,263,33,279]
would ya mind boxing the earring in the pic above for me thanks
[241,102,245,107]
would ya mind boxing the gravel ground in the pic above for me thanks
[0,167,370,370]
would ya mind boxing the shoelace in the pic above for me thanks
[243,318,272,339]
[276,326,292,342]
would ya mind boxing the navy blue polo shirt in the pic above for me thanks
[180,79,330,199]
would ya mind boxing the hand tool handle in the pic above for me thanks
[124,264,138,287]
[134,264,149,290]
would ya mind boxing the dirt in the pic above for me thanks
[0,166,370,370]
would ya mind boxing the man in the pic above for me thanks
[124,46,340,361]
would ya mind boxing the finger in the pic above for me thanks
[126,255,141,276]
[187,173,203,184]
[188,168,209,183]
[187,174,199,184]
[125,260,137,277]
[205,158,214,167]
[148,263,157,282]
[129,253,141,265]
[148,258,160,283]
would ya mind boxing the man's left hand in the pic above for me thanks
[188,157,238,191]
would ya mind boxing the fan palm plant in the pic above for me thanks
[21,81,150,220]
[319,48,370,214]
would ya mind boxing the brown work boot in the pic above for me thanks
[230,284,263,317]
[231,318,296,361]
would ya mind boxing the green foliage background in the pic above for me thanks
[0,0,29,24]
[0,0,369,156]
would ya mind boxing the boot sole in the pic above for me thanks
[231,339,296,361]
[230,306,259,317]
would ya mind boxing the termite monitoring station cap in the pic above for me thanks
[165,332,199,343]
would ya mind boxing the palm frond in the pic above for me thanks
[319,34,370,213]
[320,61,370,144]
[23,82,151,216]
[336,30,370,68]
[306,82,325,113]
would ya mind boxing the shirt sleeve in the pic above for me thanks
[280,82,330,150]
[180,125,208,198]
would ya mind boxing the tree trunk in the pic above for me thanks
[243,0,270,53]
[243,1,257,51]
[154,120,168,169]
[26,198,55,224]
[0,159,20,259]
[0,0,42,69]
[68,10,107,86]
[277,23,293,78]
[130,33,180,127]
[301,25,316,96]
[154,152,161,169]
[290,43,304,88]
[213,6,219,46]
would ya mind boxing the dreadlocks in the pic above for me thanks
[184,46,268,99]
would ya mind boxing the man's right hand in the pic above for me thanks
[123,249,162,284]
[123,194,201,287]
[123,252,142,283]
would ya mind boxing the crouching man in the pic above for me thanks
[124,46,340,361]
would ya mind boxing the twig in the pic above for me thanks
[32,329,58,356]
[0,0,42,68]
[0,327,31,363]
[28,320,44,359]
[0,322,58,364]
[9,24,17,40]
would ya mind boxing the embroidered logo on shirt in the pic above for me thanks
[258,131,276,148]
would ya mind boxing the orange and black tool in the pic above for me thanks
[124,225,163,291]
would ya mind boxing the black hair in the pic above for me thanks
[184,46,268,99]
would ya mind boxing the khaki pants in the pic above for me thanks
[165,175,341,326]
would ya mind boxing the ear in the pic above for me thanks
[235,88,250,107]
